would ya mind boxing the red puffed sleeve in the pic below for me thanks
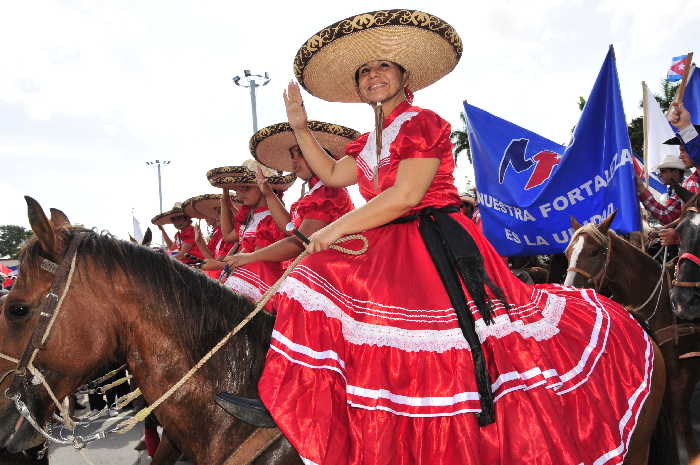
[295,186,354,225]
[393,110,452,160]
[344,133,370,158]
[254,215,286,249]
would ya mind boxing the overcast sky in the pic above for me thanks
[1,0,699,239]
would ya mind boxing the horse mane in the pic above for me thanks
[20,228,272,376]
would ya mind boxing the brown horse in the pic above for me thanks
[565,212,700,461]
[0,198,301,465]
[0,197,675,464]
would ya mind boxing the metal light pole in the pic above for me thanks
[233,70,271,132]
[146,160,171,213]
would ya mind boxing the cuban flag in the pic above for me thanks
[466,46,640,256]
[684,64,700,124]
[668,54,690,82]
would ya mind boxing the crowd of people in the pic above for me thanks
[134,9,700,465]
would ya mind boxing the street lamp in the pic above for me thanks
[146,160,171,213]
[233,70,271,132]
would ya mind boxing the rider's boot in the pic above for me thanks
[215,392,276,428]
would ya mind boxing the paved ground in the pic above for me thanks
[45,409,193,465]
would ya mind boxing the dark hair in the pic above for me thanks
[354,61,406,85]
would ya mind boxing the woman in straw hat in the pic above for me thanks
[219,10,655,465]
[151,204,204,266]
[181,194,239,279]
[208,161,296,306]
[216,121,357,304]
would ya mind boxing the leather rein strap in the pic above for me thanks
[222,427,283,465]
[7,234,82,393]
[654,323,700,348]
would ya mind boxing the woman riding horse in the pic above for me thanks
[215,122,357,317]
[219,9,667,465]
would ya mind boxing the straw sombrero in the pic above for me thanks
[182,194,223,220]
[207,161,297,191]
[151,203,188,226]
[294,9,462,103]
[250,121,362,172]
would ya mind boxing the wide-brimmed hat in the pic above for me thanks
[182,194,223,220]
[663,124,700,145]
[151,203,189,226]
[293,9,462,103]
[250,121,362,171]
[656,154,686,171]
[206,160,297,191]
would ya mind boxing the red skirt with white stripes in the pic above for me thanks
[259,213,653,465]
[224,261,284,314]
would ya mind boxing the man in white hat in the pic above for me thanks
[635,148,699,225]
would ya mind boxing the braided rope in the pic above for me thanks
[115,234,368,434]
[114,388,142,410]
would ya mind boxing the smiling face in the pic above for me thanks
[289,145,312,181]
[355,60,407,105]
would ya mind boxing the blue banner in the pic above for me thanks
[466,46,641,256]
[684,65,700,125]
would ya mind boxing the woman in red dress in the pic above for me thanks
[219,122,357,311]
[222,10,656,465]
[151,204,204,265]
[182,194,238,279]
[207,162,295,303]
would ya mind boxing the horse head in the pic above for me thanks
[564,211,617,289]
[671,193,700,320]
[0,197,122,453]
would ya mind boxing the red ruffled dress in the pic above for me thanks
[224,206,286,305]
[204,225,236,280]
[258,101,653,465]
[174,224,204,265]
[280,176,355,271]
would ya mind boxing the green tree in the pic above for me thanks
[0,225,33,258]
[451,112,471,164]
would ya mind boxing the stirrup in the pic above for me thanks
[215,392,276,428]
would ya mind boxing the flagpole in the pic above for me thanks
[675,52,694,104]
[642,81,650,190]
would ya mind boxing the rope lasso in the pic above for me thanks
[114,233,368,434]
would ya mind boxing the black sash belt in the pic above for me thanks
[389,205,507,426]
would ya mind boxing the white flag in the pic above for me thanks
[132,214,144,243]
[643,82,679,173]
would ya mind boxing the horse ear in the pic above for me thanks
[128,234,137,244]
[49,208,71,230]
[671,181,694,203]
[598,210,618,234]
[142,228,153,246]
[25,196,57,254]
[569,216,583,231]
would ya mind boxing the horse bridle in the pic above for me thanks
[672,207,700,288]
[566,230,611,292]
[3,234,82,393]
[0,233,103,449]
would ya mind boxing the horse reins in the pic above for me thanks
[566,226,670,325]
